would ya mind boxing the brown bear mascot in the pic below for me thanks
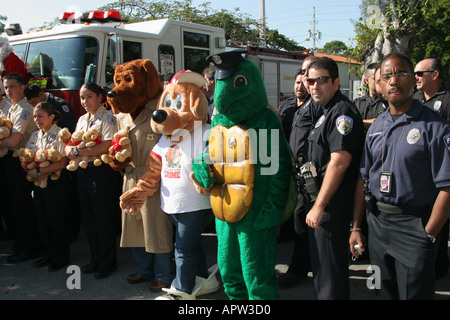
[106,59,174,290]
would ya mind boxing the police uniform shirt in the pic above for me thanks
[413,84,450,123]
[46,93,76,132]
[279,97,299,140]
[354,94,386,120]
[26,123,66,157]
[289,95,323,161]
[360,100,450,206]
[75,107,117,142]
[307,91,364,191]
[0,97,11,116]
[7,97,37,149]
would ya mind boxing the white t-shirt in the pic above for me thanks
[151,123,211,214]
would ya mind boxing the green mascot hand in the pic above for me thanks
[192,153,215,189]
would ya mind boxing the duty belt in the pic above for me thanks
[376,201,431,214]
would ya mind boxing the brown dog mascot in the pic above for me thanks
[106,59,174,290]
[120,70,220,300]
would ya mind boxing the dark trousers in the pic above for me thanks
[0,156,17,238]
[307,199,351,300]
[76,164,121,270]
[287,191,311,275]
[367,210,437,300]
[33,171,71,263]
[3,154,41,254]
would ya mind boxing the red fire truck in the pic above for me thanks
[7,10,227,119]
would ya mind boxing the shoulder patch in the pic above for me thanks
[444,133,450,151]
[62,105,70,113]
[107,115,116,125]
[336,115,353,135]
[21,110,30,120]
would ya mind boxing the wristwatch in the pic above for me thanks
[426,234,436,243]
[73,147,79,156]
[35,167,41,176]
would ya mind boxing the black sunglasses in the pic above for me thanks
[414,70,435,77]
[306,76,332,86]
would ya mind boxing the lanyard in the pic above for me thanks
[381,115,408,172]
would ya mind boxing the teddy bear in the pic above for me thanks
[62,129,85,171]
[0,114,13,157]
[17,147,38,183]
[45,146,62,181]
[119,70,220,300]
[79,128,103,168]
[101,126,132,164]
[190,50,294,300]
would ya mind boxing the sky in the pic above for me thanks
[1,0,363,50]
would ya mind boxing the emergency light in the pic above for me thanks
[58,10,123,24]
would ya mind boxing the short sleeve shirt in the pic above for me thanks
[360,100,450,206]
[307,91,364,186]
[289,95,323,161]
[26,123,67,156]
[414,84,450,123]
[151,123,211,214]
[75,107,117,141]
[7,97,37,148]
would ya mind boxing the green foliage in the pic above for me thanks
[317,40,349,56]
[348,0,449,81]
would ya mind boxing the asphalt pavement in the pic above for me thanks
[0,224,449,302]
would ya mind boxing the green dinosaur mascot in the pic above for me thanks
[191,50,293,300]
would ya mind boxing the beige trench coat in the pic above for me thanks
[116,100,173,253]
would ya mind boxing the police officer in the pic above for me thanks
[350,53,450,299]
[414,58,450,122]
[0,73,41,263]
[303,57,364,300]
[278,56,323,287]
[354,63,386,132]
[66,82,120,279]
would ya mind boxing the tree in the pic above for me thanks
[349,0,449,80]
[0,14,7,33]
[318,40,349,56]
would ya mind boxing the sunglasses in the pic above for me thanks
[306,76,332,86]
[414,70,435,77]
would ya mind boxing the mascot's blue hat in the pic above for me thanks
[206,49,247,79]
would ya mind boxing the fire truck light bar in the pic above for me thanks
[58,10,123,24]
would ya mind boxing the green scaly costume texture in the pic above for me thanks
[192,59,293,299]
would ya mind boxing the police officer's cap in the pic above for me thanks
[206,49,247,79]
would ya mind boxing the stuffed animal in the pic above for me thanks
[79,128,103,168]
[17,147,38,183]
[191,50,293,300]
[64,130,85,171]
[101,127,132,164]
[46,146,62,181]
[0,115,13,157]
[119,70,220,300]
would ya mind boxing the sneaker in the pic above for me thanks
[195,264,220,296]
[156,287,196,300]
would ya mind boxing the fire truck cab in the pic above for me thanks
[7,11,227,118]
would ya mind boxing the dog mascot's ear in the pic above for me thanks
[140,59,162,100]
